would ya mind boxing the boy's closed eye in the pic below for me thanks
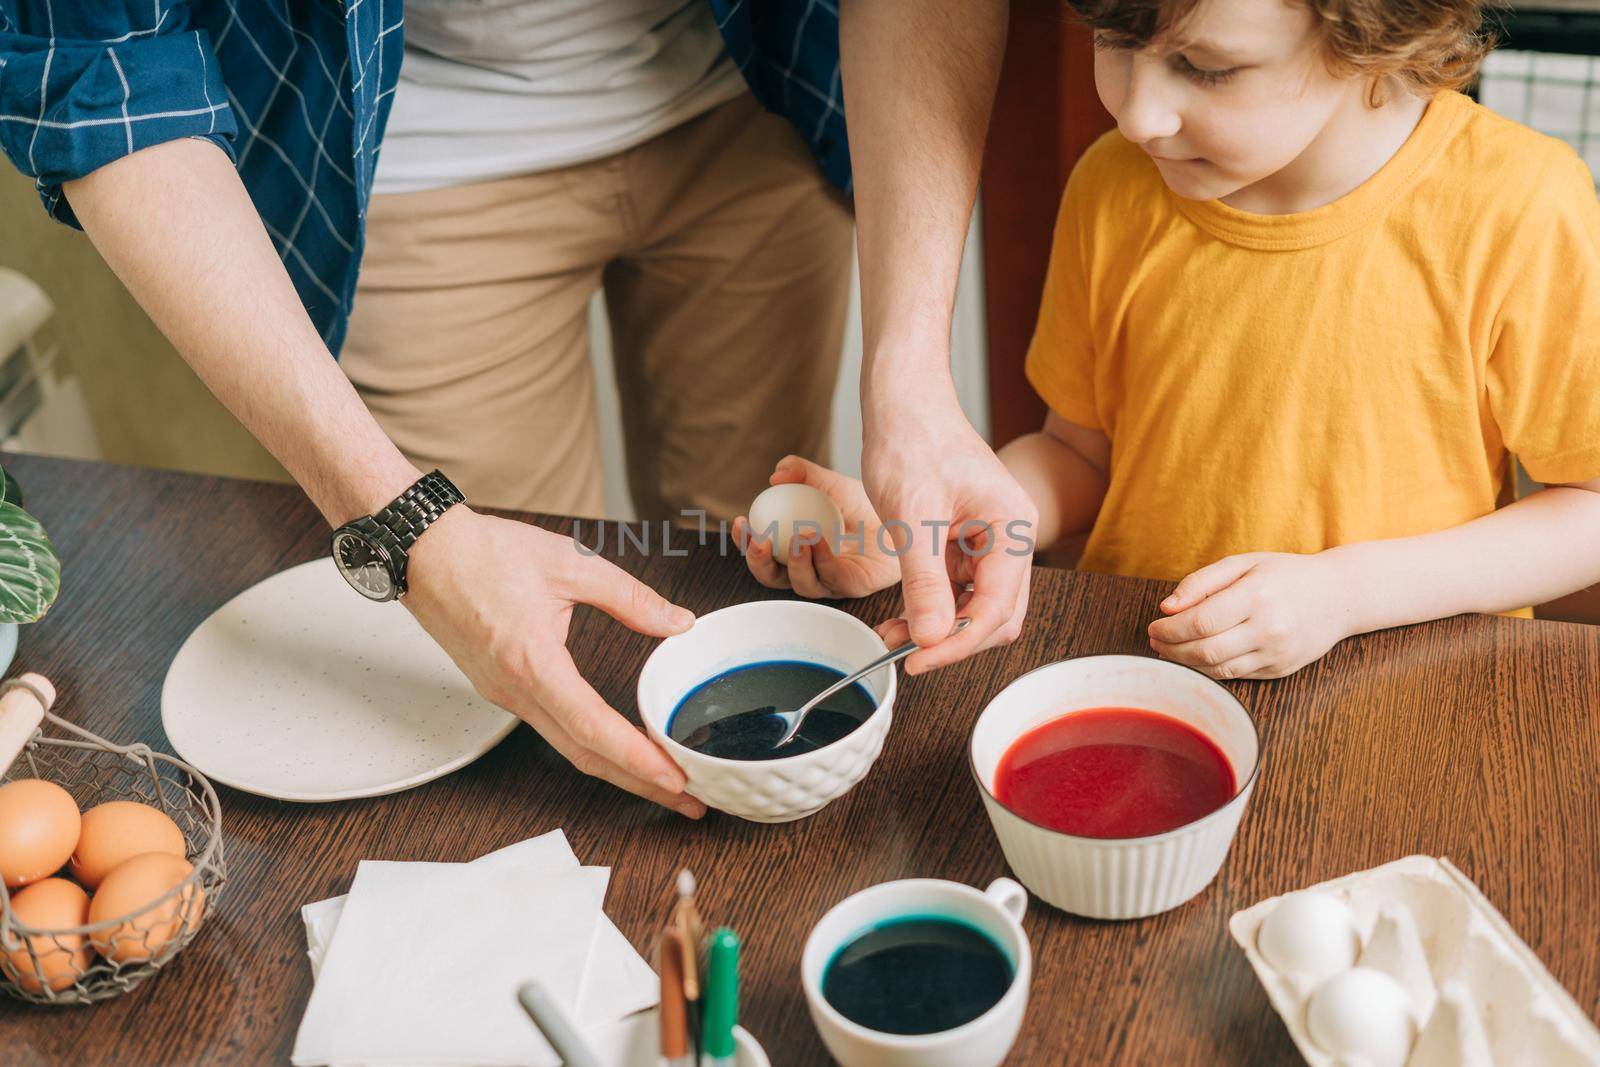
[1172,53,1240,86]
[1091,30,1246,86]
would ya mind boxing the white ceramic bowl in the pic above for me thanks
[637,601,896,822]
[801,877,1032,1067]
[970,655,1260,920]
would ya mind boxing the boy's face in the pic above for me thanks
[1092,0,1362,202]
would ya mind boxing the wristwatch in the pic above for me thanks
[330,470,465,602]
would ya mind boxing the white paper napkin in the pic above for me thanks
[301,832,656,1027]
[293,832,658,1067]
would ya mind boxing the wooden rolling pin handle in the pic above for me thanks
[0,673,55,775]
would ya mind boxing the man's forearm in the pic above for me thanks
[63,138,418,524]
[1331,483,1600,632]
[840,0,1006,405]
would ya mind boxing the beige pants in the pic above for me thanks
[342,94,855,521]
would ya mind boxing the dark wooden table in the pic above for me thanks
[3,454,1598,1065]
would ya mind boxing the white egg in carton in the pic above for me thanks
[1228,855,1600,1067]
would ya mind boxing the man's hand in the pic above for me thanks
[405,508,706,817]
[862,394,1037,674]
[1147,552,1360,681]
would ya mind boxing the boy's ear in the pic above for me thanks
[1364,75,1392,110]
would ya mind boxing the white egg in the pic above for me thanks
[748,483,843,559]
[1306,967,1418,1067]
[1257,891,1361,982]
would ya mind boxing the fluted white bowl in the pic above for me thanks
[970,655,1260,919]
[638,601,895,822]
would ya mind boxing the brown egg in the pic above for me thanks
[70,801,187,890]
[88,852,203,965]
[0,779,81,889]
[1,877,92,992]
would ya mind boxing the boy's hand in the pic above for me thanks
[733,456,903,599]
[1147,551,1361,680]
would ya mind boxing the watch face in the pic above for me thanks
[333,529,396,601]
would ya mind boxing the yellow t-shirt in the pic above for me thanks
[1025,90,1600,584]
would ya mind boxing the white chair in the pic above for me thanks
[0,267,100,457]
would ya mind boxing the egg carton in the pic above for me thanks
[1228,855,1600,1067]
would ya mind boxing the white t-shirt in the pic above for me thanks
[373,0,749,195]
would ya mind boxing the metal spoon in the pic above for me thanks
[769,617,972,749]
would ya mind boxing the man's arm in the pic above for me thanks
[840,0,1037,673]
[63,139,705,815]
[64,141,415,523]
[840,0,1004,357]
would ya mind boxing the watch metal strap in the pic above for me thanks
[372,470,465,553]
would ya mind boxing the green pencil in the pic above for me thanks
[700,928,740,1067]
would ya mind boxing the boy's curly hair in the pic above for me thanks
[1072,0,1496,100]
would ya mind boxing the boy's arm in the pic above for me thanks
[1332,478,1600,627]
[1149,478,1600,680]
[997,413,1111,552]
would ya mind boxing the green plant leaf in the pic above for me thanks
[0,466,20,508]
[0,500,60,625]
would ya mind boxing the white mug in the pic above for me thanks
[801,878,1032,1067]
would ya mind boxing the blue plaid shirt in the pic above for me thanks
[0,0,850,355]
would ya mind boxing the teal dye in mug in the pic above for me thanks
[822,915,1014,1035]
[667,660,876,760]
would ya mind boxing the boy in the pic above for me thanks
[737,0,1600,680]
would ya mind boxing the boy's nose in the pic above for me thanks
[1116,56,1183,145]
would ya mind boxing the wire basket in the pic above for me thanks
[0,675,226,1005]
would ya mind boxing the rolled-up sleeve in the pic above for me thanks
[0,1,237,225]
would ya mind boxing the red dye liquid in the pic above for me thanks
[994,707,1236,839]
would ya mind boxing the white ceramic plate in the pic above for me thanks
[161,558,518,802]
